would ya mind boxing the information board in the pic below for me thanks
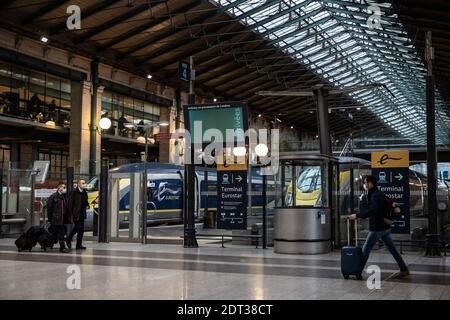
[371,150,410,234]
[217,169,247,230]
[183,102,248,146]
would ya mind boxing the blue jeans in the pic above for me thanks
[362,229,408,272]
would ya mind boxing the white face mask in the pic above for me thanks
[61,188,67,194]
[363,184,368,191]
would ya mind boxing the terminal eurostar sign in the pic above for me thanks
[371,149,410,234]
[371,150,409,168]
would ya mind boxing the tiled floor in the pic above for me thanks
[0,238,448,300]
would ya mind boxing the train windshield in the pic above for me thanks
[85,177,98,192]
[297,166,321,193]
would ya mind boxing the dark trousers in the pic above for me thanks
[55,225,67,248]
[68,220,84,247]
[362,229,408,272]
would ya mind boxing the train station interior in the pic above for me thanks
[0,0,449,302]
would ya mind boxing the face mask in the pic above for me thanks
[363,184,368,191]
[79,184,86,190]
[61,188,67,194]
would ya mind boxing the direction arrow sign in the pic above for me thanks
[217,170,247,230]
[373,167,410,234]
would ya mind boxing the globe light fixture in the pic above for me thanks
[232,146,246,157]
[99,117,112,130]
[255,143,268,157]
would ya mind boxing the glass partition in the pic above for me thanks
[0,60,71,126]
[276,160,330,209]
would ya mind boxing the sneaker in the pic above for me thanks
[76,245,87,250]
[393,269,410,279]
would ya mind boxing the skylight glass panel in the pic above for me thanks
[218,0,448,144]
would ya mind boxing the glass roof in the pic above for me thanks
[216,0,450,144]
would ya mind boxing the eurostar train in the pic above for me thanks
[284,157,450,239]
[83,159,449,239]
[84,163,272,230]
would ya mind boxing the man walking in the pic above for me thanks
[349,175,409,278]
[46,182,70,253]
[67,179,89,250]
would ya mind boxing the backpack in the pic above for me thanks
[383,195,402,225]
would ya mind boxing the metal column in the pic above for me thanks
[312,85,331,157]
[262,173,267,249]
[424,31,440,256]
[66,167,74,194]
[184,56,198,247]
[89,58,100,178]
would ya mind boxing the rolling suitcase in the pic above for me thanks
[37,224,57,251]
[14,226,42,252]
[341,218,363,280]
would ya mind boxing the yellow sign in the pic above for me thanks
[371,150,409,168]
[217,163,248,171]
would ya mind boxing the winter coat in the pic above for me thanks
[47,191,69,226]
[68,188,89,222]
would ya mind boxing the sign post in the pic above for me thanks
[217,164,248,230]
[183,101,249,234]
[371,150,410,234]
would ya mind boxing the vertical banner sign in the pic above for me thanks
[179,61,190,82]
[217,165,248,230]
[371,150,410,234]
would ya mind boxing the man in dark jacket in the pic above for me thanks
[47,182,70,253]
[349,175,409,278]
[67,179,89,250]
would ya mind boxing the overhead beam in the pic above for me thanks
[74,2,156,43]
[22,0,70,25]
[95,0,204,51]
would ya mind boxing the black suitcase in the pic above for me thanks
[14,226,43,252]
[37,224,57,251]
[341,218,363,280]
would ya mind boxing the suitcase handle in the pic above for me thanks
[347,217,358,246]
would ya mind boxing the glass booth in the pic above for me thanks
[273,153,339,254]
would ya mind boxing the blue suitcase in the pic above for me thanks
[341,219,363,280]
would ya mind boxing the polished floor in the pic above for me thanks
[0,238,449,300]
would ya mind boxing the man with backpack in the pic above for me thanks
[46,182,70,253]
[349,175,410,278]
